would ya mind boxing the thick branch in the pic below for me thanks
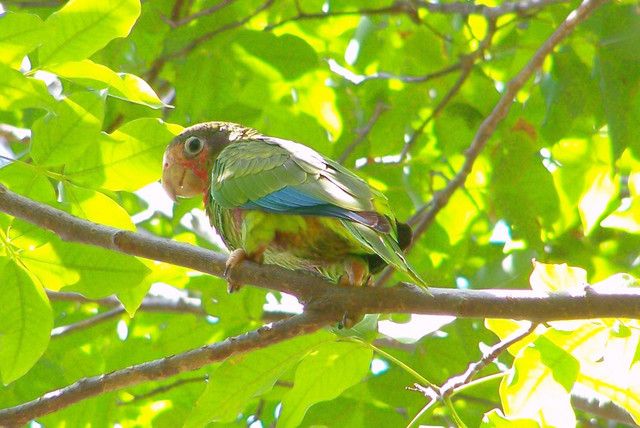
[2,185,640,320]
[0,311,330,426]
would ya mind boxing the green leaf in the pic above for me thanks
[39,0,141,65]
[58,243,150,298]
[30,91,105,166]
[0,63,54,111]
[590,4,640,158]
[278,341,373,428]
[491,134,559,247]
[539,46,599,143]
[501,335,579,426]
[44,60,167,108]
[0,12,47,67]
[235,31,318,80]
[64,118,182,191]
[185,331,335,427]
[0,259,53,384]
[529,261,587,293]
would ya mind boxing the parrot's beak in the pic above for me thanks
[162,150,206,201]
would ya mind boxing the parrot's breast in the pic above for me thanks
[216,207,369,272]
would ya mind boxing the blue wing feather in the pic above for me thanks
[242,187,387,231]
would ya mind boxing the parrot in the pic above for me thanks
[161,121,427,293]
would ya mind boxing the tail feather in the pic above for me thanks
[342,220,428,288]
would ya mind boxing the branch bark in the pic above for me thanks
[1,184,639,321]
[0,311,330,426]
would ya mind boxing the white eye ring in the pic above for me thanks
[184,136,204,156]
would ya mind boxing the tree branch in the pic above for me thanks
[47,291,295,337]
[166,0,274,59]
[398,19,497,163]
[571,393,639,426]
[1,185,640,321]
[0,311,330,426]
[47,290,205,315]
[441,322,538,396]
[51,307,125,338]
[166,0,236,27]
[338,101,388,164]
[264,0,570,31]
[373,0,607,286]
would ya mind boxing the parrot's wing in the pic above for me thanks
[211,137,394,233]
[211,136,427,287]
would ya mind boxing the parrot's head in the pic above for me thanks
[162,121,258,200]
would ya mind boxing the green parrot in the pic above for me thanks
[161,121,426,292]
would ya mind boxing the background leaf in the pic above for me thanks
[0,260,53,384]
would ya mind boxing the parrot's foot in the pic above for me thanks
[338,257,371,287]
[224,248,265,293]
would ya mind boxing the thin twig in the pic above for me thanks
[373,0,607,287]
[0,311,330,425]
[119,376,206,405]
[166,0,274,59]
[338,102,388,164]
[354,62,463,85]
[47,290,294,332]
[264,0,570,31]
[417,0,570,19]
[399,21,496,162]
[408,323,538,426]
[167,0,236,27]
[571,394,639,426]
[440,322,538,396]
[47,290,205,315]
[51,307,125,338]
[264,2,416,31]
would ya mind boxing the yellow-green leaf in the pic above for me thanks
[0,63,54,111]
[0,12,46,67]
[44,60,167,109]
[39,0,141,65]
[61,182,134,230]
[578,169,618,235]
[529,261,587,293]
[19,242,80,291]
[64,118,182,191]
[501,335,578,427]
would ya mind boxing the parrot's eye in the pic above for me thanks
[184,136,204,157]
